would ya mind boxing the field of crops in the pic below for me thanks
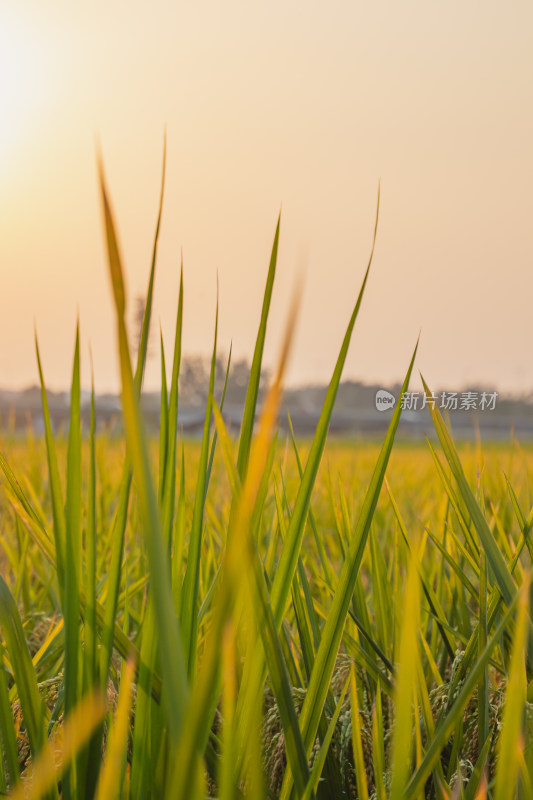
[1,156,533,799]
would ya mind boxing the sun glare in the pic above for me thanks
[0,9,48,167]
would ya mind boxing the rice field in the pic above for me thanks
[1,154,533,799]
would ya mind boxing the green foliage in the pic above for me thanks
[0,159,531,800]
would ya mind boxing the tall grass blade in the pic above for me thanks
[371,681,387,800]
[100,133,167,687]
[350,666,369,800]
[219,622,238,800]
[478,552,489,757]
[160,260,183,547]
[0,577,51,784]
[388,481,456,659]
[422,376,516,607]
[0,641,20,790]
[390,552,420,800]
[62,325,82,799]
[85,366,97,688]
[236,213,280,481]
[181,288,217,677]
[159,330,169,500]
[493,576,529,800]
[205,344,232,500]
[404,590,520,799]
[34,337,66,602]
[134,132,166,390]
[300,676,350,800]
[280,338,416,800]
[271,187,380,625]
[237,193,380,755]
[248,531,311,796]
[98,156,189,743]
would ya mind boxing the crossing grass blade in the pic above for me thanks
[0,455,164,700]
[403,589,520,799]
[387,481,456,659]
[493,575,530,800]
[422,376,517,607]
[425,439,479,559]
[0,640,20,789]
[505,475,533,560]
[0,577,52,789]
[447,534,531,705]
[212,400,241,499]
[8,690,105,800]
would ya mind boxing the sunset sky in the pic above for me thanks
[1,1,532,394]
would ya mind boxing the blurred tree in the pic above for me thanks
[131,294,155,364]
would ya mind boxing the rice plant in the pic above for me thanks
[1,147,532,798]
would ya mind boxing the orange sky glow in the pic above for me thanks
[1,1,532,394]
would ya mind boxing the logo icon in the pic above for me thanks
[375,389,396,412]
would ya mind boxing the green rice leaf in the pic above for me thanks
[493,576,529,800]
[181,288,218,677]
[422,376,516,608]
[0,640,20,789]
[100,135,167,688]
[280,338,417,800]
[98,156,189,743]
[404,589,520,799]
[236,213,280,481]
[300,676,350,800]
[271,187,380,627]
[0,577,51,784]
[35,335,66,602]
